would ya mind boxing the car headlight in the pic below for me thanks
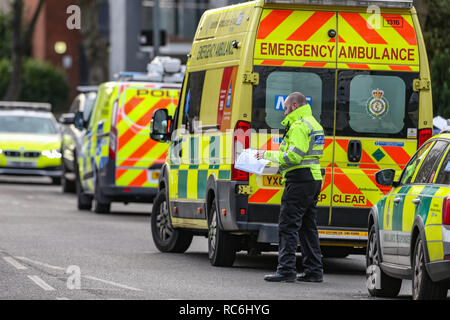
[42,149,62,159]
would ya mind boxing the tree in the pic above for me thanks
[3,0,46,101]
[78,0,109,85]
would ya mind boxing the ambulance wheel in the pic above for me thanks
[412,235,448,300]
[366,225,402,298]
[94,178,111,214]
[151,188,193,253]
[208,200,236,267]
[76,178,92,211]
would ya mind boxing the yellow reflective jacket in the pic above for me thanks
[264,104,324,183]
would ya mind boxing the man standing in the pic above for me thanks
[256,92,324,283]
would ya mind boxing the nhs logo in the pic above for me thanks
[274,95,312,111]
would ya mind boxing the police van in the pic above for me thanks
[150,0,433,266]
[76,57,182,213]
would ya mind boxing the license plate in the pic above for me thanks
[262,175,283,187]
[8,161,36,168]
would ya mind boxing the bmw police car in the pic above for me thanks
[0,102,62,184]
[367,132,450,300]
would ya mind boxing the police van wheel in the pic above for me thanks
[76,179,92,211]
[94,181,111,214]
[151,188,193,253]
[208,201,236,267]
[366,225,402,298]
[412,236,448,300]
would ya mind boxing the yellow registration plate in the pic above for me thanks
[262,175,283,187]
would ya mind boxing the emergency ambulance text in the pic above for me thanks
[259,42,416,62]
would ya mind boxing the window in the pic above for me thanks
[0,116,58,135]
[252,66,335,133]
[182,71,205,133]
[349,75,405,134]
[337,70,419,138]
[414,141,448,183]
[434,147,450,185]
[399,141,433,185]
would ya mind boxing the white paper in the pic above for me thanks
[234,149,271,175]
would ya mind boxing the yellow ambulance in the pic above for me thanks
[76,69,181,213]
[150,0,433,266]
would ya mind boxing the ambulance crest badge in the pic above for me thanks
[367,89,388,119]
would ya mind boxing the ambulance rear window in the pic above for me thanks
[251,66,335,134]
[336,70,419,139]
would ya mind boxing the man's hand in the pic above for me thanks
[255,150,265,160]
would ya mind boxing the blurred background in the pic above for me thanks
[0,0,448,118]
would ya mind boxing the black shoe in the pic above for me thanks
[264,273,296,283]
[296,273,323,283]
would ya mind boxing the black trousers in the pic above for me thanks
[277,180,323,277]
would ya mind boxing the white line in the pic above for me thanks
[3,256,28,270]
[17,256,142,292]
[27,275,56,291]
[56,297,70,300]
[15,256,64,271]
[83,275,142,292]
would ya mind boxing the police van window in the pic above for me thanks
[252,66,335,134]
[182,71,206,133]
[399,141,433,185]
[337,70,419,138]
[435,147,450,185]
[414,141,448,184]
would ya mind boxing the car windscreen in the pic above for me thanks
[0,115,58,134]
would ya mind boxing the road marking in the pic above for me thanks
[3,256,28,270]
[83,275,142,292]
[17,256,142,292]
[56,297,70,300]
[15,256,64,271]
[27,275,56,291]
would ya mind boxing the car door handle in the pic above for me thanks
[412,197,421,205]
[393,197,402,204]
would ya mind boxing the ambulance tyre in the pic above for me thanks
[151,188,193,253]
[366,225,402,298]
[412,235,448,300]
[207,201,236,267]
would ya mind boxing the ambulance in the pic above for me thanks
[76,57,182,213]
[149,0,433,266]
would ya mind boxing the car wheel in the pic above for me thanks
[208,200,236,267]
[76,177,92,211]
[93,176,110,214]
[151,188,193,253]
[366,224,402,297]
[412,235,448,300]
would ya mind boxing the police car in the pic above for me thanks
[367,132,450,299]
[0,102,62,184]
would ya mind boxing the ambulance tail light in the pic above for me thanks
[232,121,250,181]
[442,196,450,226]
[418,128,432,148]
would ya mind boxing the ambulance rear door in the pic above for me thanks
[330,8,420,230]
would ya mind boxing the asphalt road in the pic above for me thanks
[0,175,429,301]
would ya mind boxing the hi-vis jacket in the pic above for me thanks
[264,104,324,183]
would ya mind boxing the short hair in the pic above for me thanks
[288,92,307,107]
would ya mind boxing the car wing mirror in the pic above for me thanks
[150,109,172,142]
[375,169,396,187]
